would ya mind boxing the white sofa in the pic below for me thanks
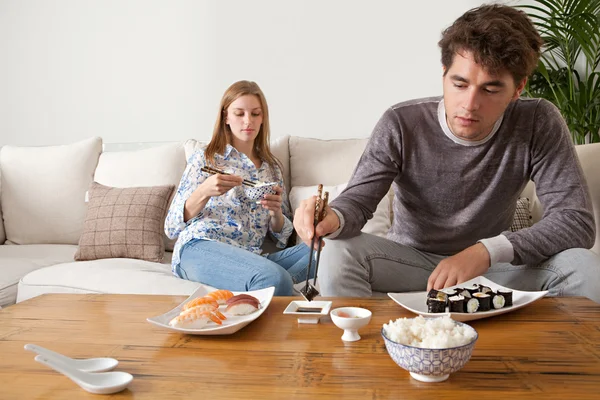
[1,136,599,308]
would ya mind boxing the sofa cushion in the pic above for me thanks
[94,142,187,251]
[289,137,369,187]
[289,183,392,242]
[0,137,103,245]
[0,170,5,245]
[74,183,174,263]
[574,143,600,254]
[509,198,533,232]
[17,255,207,304]
[0,244,78,307]
[185,136,292,195]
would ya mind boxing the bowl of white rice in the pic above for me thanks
[381,315,478,383]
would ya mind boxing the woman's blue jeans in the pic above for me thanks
[176,239,314,296]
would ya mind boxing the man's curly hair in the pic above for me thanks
[439,4,543,83]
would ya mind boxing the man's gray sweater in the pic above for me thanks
[329,96,595,266]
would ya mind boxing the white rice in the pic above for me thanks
[383,315,476,348]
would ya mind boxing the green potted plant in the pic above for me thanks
[519,0,600,144]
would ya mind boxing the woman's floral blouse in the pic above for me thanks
[165,144,293,274]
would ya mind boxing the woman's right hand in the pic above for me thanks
[184,173,242,222]
[196,173,243,199]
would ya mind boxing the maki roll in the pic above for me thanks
[457,288,472,299]
[497,289,513,306]
[466,284,480,295]
[492,293,506,309]
[442,288,458,297]
[466,298,479,313]
[448,295,465,312]
[427,298,447,313]
[472,292,491,311]
[480,285,493,295]
[427,289,448,305]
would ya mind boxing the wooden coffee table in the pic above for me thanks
[1,294,599,399]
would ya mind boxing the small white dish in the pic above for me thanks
[25,344,118,373]
[283,300,332,324]
[34,355,133,394]
[388,276,548,322]
[147,286,275,335]
[330,307,372,341]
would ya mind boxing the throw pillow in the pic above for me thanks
[288,183,392,243]
[74,182,174,263]
[510,197,533,232]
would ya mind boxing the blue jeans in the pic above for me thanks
[176,239,314,296]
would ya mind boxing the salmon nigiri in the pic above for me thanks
[204,289,234,305]
[183,296,218,311]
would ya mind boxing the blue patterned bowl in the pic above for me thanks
[381,321,478,383]
[242,182,277,202]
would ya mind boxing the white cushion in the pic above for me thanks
[17,255,210,304]
[575,143,600,254]
[289,183,392,242]
[0,137,103,245]
[289,137,369,187]
[94,142,187,251]
[0,169,5,244]
[0,244,78,307]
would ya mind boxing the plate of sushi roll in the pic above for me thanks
[147,286,275,334]
[387,276,548,322]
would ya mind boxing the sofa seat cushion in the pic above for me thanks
[0,244,79,307]
[17,254,210,304]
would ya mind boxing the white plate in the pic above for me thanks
[283,300,332,324]
[387,276,548,322]
[147,286,275,335]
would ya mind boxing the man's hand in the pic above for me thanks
[293,196,340,248]
[427,243,491,291]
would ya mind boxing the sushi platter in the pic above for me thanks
[387,276,548,322]
[147,286,275,335]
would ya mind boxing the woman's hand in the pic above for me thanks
[261,186,285,232]
[184,173,242,222]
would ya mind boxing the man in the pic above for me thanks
[294,4,600,302]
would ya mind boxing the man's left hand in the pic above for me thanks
[427,243,491,291]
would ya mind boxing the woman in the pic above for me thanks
[165,80,312,295]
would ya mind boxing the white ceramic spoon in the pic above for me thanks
[34,355,133,395]
[24,344,118,372]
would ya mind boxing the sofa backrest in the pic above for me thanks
[0,137,103,245]
[287,136,600,255]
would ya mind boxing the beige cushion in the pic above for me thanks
[94,142,186,251]
[289,183,392,243]
[0,169,5,245]
[0,244,78,307]
[575,143,600,254]
[75,183,174,262]
[509,198,533,232]
[17,255,210,304]
[289,137,369,187]
[0,137,102,245]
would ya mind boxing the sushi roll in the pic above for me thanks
[457,288,472,299]
[479,285,493,295]
[492,294,506,309]
[427,298,447,313]
[473,292,491,311]
[466,298,479,313]
[442,288,458,297]
[497,289,513,306]
[448,295,465,313]
[466,284,481,295]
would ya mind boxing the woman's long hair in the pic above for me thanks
[205,80,282,178]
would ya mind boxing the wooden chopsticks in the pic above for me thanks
[200,166,257,187]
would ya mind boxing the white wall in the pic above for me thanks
[0,0,513,147]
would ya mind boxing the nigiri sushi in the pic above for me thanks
[183,296,218,311]
[204,289,234,305]
[169,309,224,329]
[225,294,260,315]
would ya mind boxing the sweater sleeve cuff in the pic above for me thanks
[325,208,345,239]
[478,235,514,265]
